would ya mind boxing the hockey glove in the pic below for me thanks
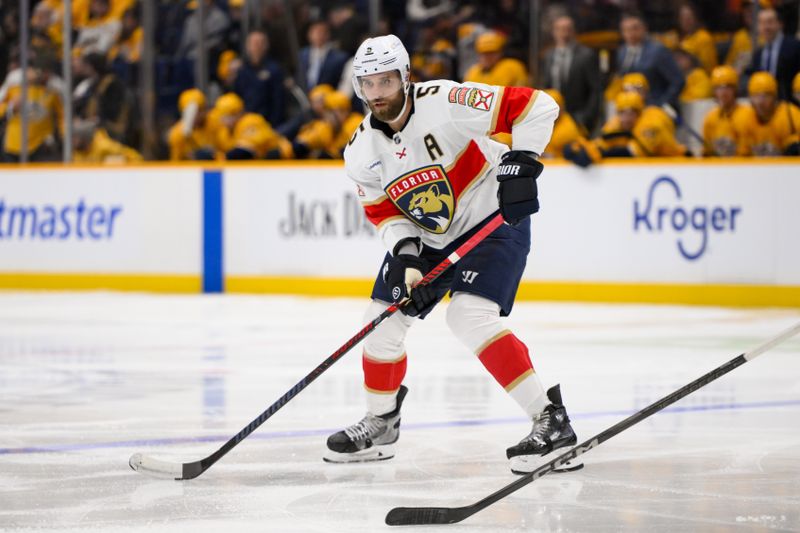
[384,254,437,317]
[496,150,544,225]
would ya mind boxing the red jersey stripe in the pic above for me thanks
[363,197,404,227]
[492,87,537,135]
[446,140,489,199]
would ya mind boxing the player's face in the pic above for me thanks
[750,92,776,118]
[714,85,736,107]
[618,108,639,130]
[359,71,405,122]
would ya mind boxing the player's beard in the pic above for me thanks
[368,88,406,123]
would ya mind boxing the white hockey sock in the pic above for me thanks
[508,372,548,418]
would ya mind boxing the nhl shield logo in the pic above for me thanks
[386,165,455,234]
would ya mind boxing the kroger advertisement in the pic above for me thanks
[0,167,202,274]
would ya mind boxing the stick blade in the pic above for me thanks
[385,506,471,526]
[129,453,185,480]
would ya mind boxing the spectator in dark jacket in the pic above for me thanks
[746,8,800,102]
[298,21,349,92]
[233,30,286,127]
[616,11,685,108]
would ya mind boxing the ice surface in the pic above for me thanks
[1,292,798,532]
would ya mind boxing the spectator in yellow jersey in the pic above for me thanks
[167,88,218,161]
[616,73,675,134]
[213,92,292,160]
[74,0,122,56]
[107,7,142,65]
[702,66,750,156]
[325,90,365,158]
[309,83,335,118]
[740,72,800,156]
[541,89,583,159]
[677,2,717,74]
[216,50,241,94]
[463,31,528,87]
[564,91,688,167]
[0,63,63,162]
[674,46,712,102]
[73,119,142,163]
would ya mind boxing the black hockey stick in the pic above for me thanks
[386,321,800,526]
[129,213,505,480]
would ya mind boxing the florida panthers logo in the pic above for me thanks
[386,165,455,233]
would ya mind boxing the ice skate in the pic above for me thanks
[506,384,583,474]
[324,385,408,463]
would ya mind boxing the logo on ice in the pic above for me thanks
[633,176,742,261]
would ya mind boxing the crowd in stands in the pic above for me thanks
[1,0,799,164]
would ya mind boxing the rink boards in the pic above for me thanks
[1,159,798,306]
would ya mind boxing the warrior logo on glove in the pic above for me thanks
[496,150,544,225]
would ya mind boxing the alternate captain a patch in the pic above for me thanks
[386,165,455,234]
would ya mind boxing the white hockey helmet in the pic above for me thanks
[351,34,411,101]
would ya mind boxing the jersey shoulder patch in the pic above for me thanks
[444,83,496,112]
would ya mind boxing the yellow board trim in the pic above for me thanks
[0,273,201,292]
[226,276,800,308]
[2,274,798,307]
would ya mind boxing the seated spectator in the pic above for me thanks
[0,60,63,162]
[73,118,142,163]
[167,88,218,161]
[746,7,800,102]
[540,14,601,133]
[541,88,583,159]
[212,92,292,160]
[463,31,528,87]
[233,30,286,129]
[724,0,761,74]
[675,46,712,102]
[616,11,685,108]
[215,50,241,94]
[563,91,688,167]
[739,72,800,156]
[73,52,131,143]
[325,90,365,158]
[412,38,456,83]
[702,66,750,156]
[75,0,122,56]
[108,6,142,65]
[299,20,349,93]
[617,73,676,134]
[30,1,62,52]
[677,2,717,74]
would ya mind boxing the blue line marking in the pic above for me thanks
[1,399,798,455]
[202,169,223,293]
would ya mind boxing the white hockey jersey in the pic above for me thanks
[344,79,558,253]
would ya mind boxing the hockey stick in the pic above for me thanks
[386,320,800,526]
[129,213,506,480]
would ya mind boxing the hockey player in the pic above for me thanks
[325,34,580,474]
[740,72,800,157]
[702,66,749,157]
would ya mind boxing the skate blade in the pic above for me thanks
[509,454,584,475]
[323,444,396,464]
